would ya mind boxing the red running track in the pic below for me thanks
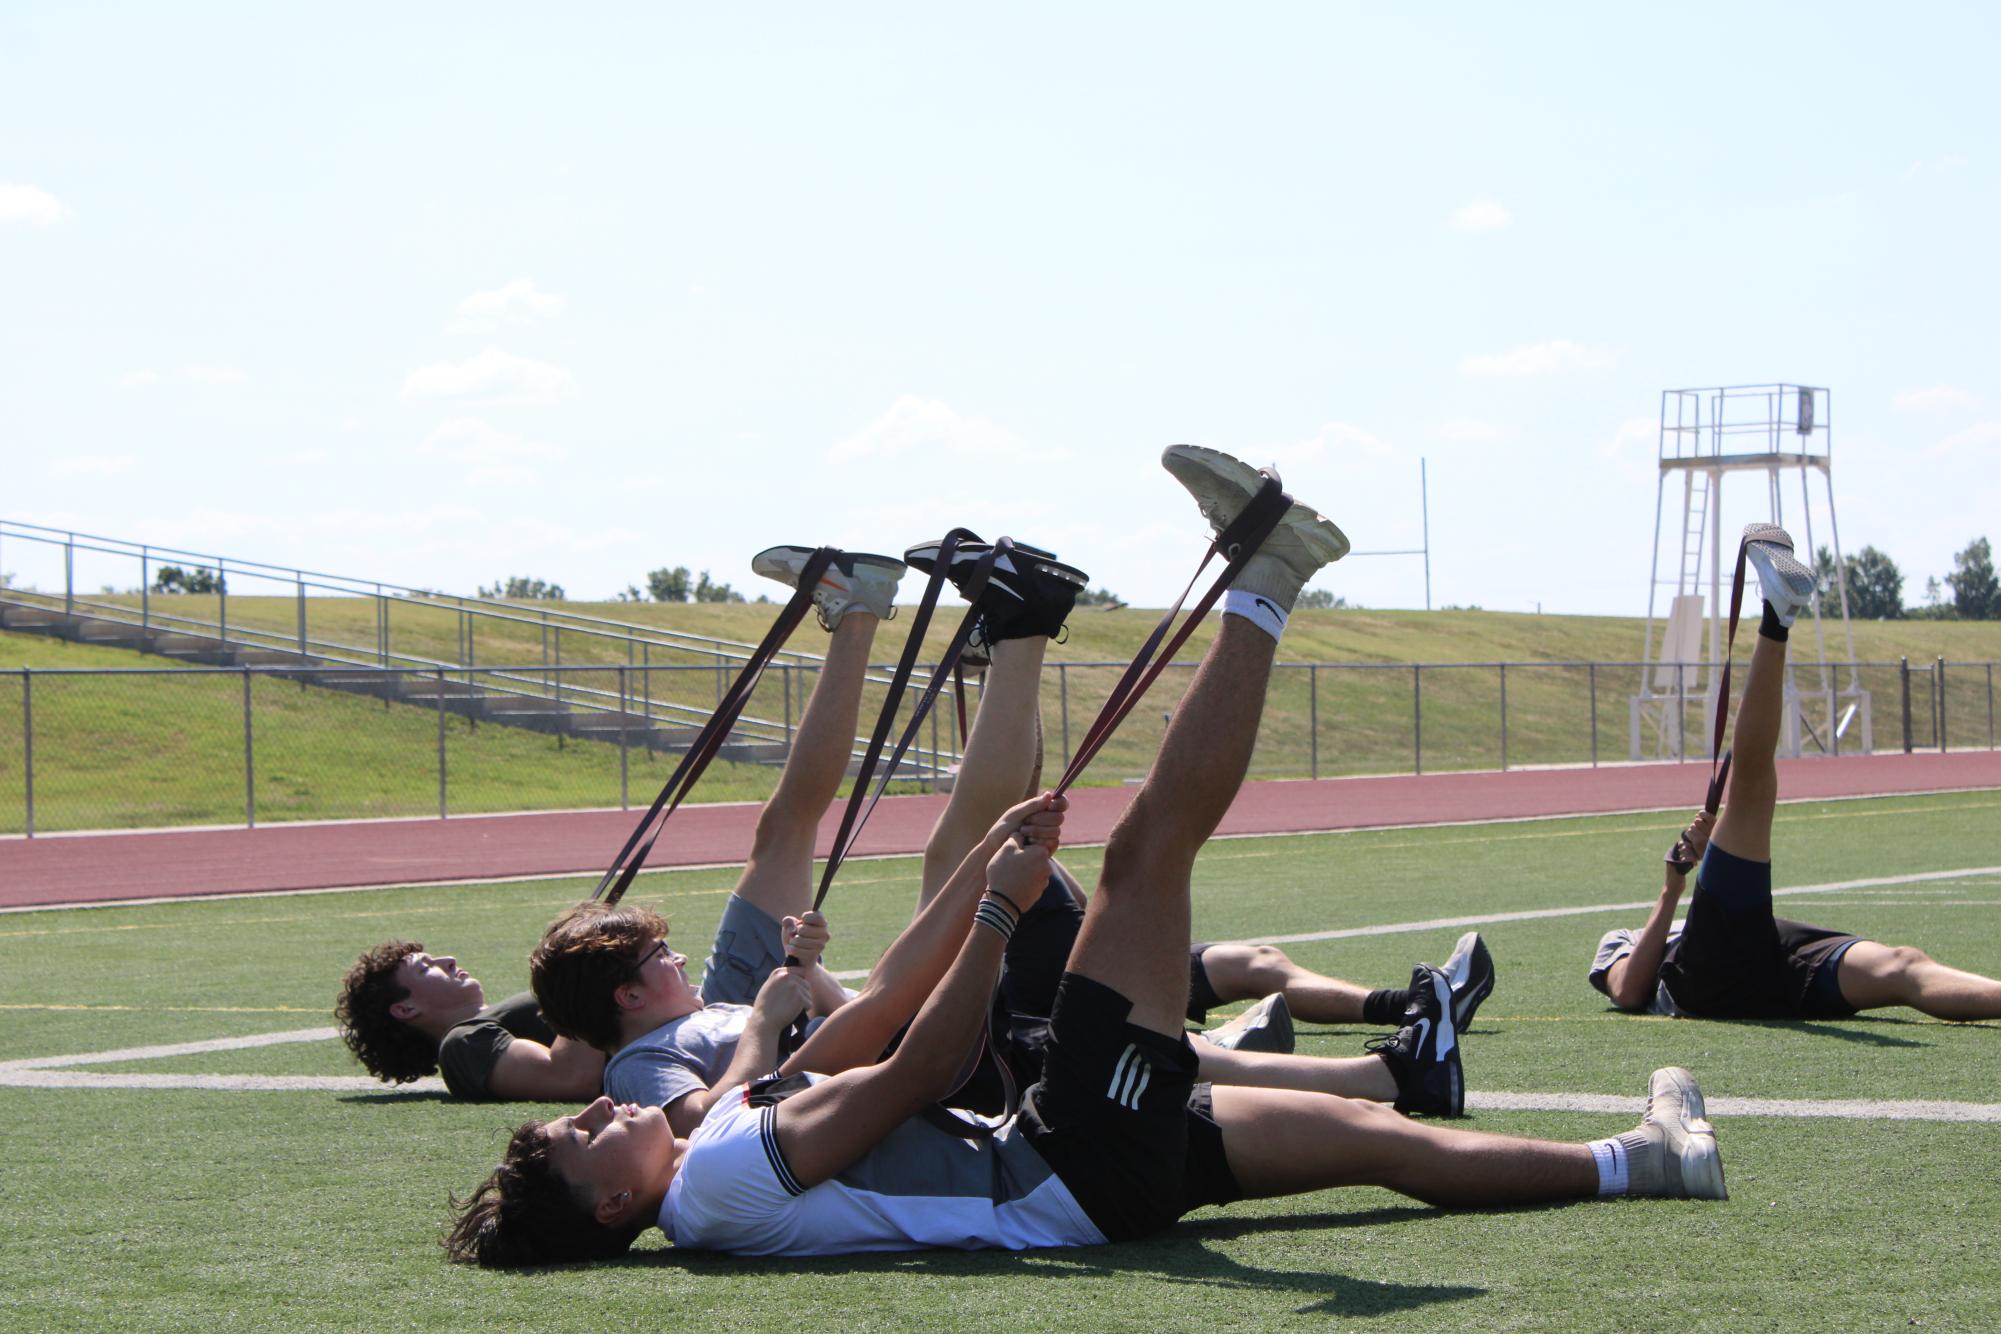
[3,751,1998,910]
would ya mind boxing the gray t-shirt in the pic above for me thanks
[603,1004,754,1111]
[1588,926,1689,1017]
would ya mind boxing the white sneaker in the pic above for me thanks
[751,546,906,630]
[1625,1066,1727,1199]
[1202,993,1295,1054]
[1160,445,1349,608]
[1741,524,1814,627]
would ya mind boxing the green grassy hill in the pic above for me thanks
[5,603,1997,834]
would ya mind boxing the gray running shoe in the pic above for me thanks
[1202,993,1295,1054]
[1619,1066,1727,1199]
[1160,445,1349,609]
[1439,930,1495,1031]
[751,546,906,630]
[1741,524,1815,627]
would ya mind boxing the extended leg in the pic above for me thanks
[1710,528,1814,864]
[1837,941,2001,1021]
[1195,1044,1398,1101]
[1198,943,1372,1024]
[919,637,1048,905]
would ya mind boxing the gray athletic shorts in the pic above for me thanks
[698,894,787,1006]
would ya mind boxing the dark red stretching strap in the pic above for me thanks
[810,534,1008,913]
[1706,538,1752,815]
[593,547,839,906]
[1050,476,1291,797]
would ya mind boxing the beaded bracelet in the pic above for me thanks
[973,895,1020,943]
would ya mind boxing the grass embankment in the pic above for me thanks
[1,794,1997,1329]
[5,604,1999,834]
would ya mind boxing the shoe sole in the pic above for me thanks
[1744,541,1816,608]
[1442,931,1494,1030]
[1160,445,1352,565]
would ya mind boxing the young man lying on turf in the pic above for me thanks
[1591,524,2001,1024]
[446,447,1723,1266]
[531,535,1488,1131]
[332,547,901,1101]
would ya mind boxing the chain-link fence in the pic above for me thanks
[1,658,1994,836]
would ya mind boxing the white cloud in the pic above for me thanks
[0,183,66,227]
[1266,421,1395,467]
[1894,384,1978,415]
[830,395,1064,462]
[119,364,248,389]
[1905,154,1969,179]
[1451,199,1511,232]
[450,278,566,334]
[401,348,577,405]
[49,453,137,478]
[1933,421,2001,455]
[1461,340,1618,378]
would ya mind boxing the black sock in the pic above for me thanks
[1759,601,1789,642]
[1363,987,1413,1026]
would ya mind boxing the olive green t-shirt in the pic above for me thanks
[437,992,558,1101]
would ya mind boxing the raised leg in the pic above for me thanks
[1837,941,2001,1021]
[919,637,1048,905]
[732,613,878,920]
[1068,618,1278,1036]
[1710,630,1786,864]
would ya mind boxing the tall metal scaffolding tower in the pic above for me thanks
[1632,383,1871,760]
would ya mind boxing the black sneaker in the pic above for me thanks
[1364,964,1463,1117]
[904,537,1087,646]
[1201,993,1294,1054]
[1438,931,1494,1031]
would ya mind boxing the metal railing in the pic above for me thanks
[3,657,1992,837]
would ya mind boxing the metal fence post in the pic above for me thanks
[1412,665,1422,775]
[1674,662,1685,763]
[618,665,630,810]
[1900,657,1913,753]
[141,546,150,629]
[1059,665,1071,769]
[242,666,255,829]
[929,683,941,792]
[1309,664,1319,780]
[64,537,73,616]
[1498,663,1508,772]
[1988,663,1994,750]
[1935,657,1947,752]
[1588,662,1599,767]
[296,578,307,659]
[782,664,794,753]
[218,561,229,643]
[437,668,448,818]
[21,668,32,838]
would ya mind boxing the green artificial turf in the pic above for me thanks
[2,790,1998,1329]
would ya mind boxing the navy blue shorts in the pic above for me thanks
[1659,843,1862,1019]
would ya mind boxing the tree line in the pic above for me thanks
[1812,535,2000,620]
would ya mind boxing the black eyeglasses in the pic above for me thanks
[635,939,669,969]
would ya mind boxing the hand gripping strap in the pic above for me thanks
[592,547,839,906]
[1051,474,1290,797]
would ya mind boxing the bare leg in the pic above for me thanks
[1199,943,1370,1024]
[1837,941,2001,1021]
[918,638,1047,906]
[732,614,878,920]
[1069,618,1276,1036]
[1212,1085,1596,1205]
[1710,630,1786,863]
[1194,1043,1398,1101]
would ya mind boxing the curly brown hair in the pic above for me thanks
[335,939,439,1084]
[443,1120,647,1267]
[530,902,671,1052]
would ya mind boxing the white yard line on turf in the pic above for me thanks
[1470,1092,2001,1123]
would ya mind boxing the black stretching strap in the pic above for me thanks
[593,547,838,907]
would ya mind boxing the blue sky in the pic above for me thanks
[4,2,1996,616]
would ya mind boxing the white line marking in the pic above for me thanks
[1469,1091,2001,1123]
[0,1027,337,1071]
[0,1071,444,1092]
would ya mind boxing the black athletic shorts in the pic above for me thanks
[1659,843,1862,1019]
[1018,973,1243,1242]
[1185,943,1224,1024]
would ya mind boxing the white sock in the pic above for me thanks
[1588,1137,1629,1196]
[1223,587,1288,643]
